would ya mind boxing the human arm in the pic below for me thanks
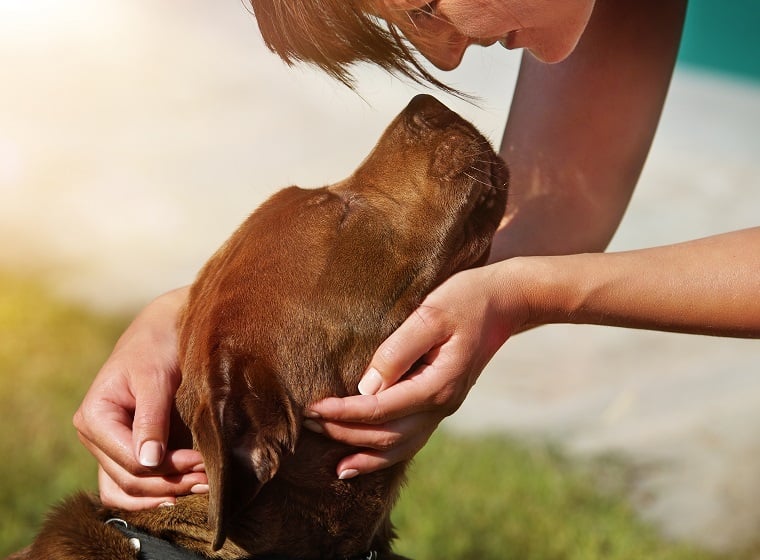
[492,0,687,259]
[307,228,760,476]
[520,228,760,338]
[305,0,690,475]
[73,286,208,509]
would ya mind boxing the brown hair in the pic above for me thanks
[248,0,457,93]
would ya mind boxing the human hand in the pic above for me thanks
[304,264,526,478]
[73,287,209,510]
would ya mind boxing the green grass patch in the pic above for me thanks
[0,270,747,559]
[0,272,128,554]
[393,434,725,559]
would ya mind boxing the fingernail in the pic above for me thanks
[303,419,324,434]
[158,501,175,508]
[192,463,206,473]
[139,441,164,468]
[191,484,209,494]
[304,409,321,419]
[338,469,360,480]
[358,368,383,396]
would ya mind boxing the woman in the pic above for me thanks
[74,0,760,509]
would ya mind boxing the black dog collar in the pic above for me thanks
[106,518,207,560]
[106,518,379,560]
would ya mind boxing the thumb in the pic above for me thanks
[359,305,449,396]
[132,373,179,468]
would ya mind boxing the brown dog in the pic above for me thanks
[9,94,508,560]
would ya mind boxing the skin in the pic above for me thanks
[381,0,596,68]
[74,286,207,509]
[74,0,758,507]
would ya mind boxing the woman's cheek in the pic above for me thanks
[437,0,524,39]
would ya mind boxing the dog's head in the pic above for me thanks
[176,94,508,551]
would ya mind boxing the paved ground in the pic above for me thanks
[451,70,760,553]
[1,1,759,554]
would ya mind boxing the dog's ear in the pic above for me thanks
[191,354,299,551]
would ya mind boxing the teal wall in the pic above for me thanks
[678,0,760,82]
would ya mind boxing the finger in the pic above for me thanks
[98,466,208,510]
[131,369,181,468]
[304,410,434,450]
[75,404,147,476]
[99,467,174,510]
[82,427,205,480]
[307,364,446,425]
[77,404,202,478]
[334,429,433,479]
[96,450,208,509]
[358,304,450,395]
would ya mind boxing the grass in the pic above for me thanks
[0,272,127,553]
[0,270,749,559]
[392,436,720,560]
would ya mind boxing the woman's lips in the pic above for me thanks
[499,30,521,50]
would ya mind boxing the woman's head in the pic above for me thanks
[249,0,596,88]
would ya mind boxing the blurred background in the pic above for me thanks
[0,1,758,557]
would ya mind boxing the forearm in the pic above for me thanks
[112,286,190,354]
[491,0,686,261]
[151,286,190,316]
[508,227,760,338]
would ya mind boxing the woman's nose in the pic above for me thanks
[412,31,470,70]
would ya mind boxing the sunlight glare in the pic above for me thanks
[0,0,126,44]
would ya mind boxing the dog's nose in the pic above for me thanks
[406,94,448,115]
[404,94,455,130]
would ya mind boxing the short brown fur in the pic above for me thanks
[9,94,507,560]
